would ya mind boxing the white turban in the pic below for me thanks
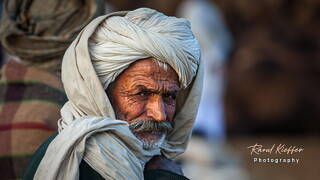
[89,8,200,89]
[35,8,203,180]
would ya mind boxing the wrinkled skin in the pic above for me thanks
[108,58,183,175]
[109,58,179,123]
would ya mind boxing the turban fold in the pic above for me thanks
[35,8,203,180]
[0,0,105,71]
[89,8,200,89]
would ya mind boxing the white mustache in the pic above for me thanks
[129,120,173,133]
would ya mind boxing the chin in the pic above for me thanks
[134,131,166,150]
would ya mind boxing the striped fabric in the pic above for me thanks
[0,61,67,180]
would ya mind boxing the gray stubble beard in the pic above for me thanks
[111,100,173,150]
[129,120,173,150]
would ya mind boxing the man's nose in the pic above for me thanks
[146,95,167,122]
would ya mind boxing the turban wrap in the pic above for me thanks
[0,0,105,72]
[35,8,203,180]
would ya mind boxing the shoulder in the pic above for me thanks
[23,132,105,180]
[23,132,59,180]
[144,169,190,180]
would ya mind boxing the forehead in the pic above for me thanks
[121,58,179,85]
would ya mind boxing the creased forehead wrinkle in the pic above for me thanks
[88,8,200,90]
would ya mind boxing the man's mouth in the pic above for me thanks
[134,131,164,142]
[128,120,172,149]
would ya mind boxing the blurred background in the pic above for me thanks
[0,0,319,179]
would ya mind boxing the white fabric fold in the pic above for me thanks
[35,103,157,180]
[35,8,203,180]
[89,8,201,89]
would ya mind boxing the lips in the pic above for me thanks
[134,131,164,141]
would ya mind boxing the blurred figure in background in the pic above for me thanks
[0,0,4,67]
[176,1,252,180]
[177,0,232,140]
[213,0,320,179]
[0,0,104,179]
[217,0,320,135]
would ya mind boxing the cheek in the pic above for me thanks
[165,103,176,121]
[117,97,146,120]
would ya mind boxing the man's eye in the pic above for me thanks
[163,93,176,100]
[136,91,150,97]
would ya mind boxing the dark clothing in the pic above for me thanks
[23,133,189,180]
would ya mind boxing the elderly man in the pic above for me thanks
[24,8,202,180]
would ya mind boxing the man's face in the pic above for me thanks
[108,58,180,149]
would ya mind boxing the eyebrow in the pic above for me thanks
[135,85,179,94]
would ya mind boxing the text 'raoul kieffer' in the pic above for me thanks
[247,143,304,155]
